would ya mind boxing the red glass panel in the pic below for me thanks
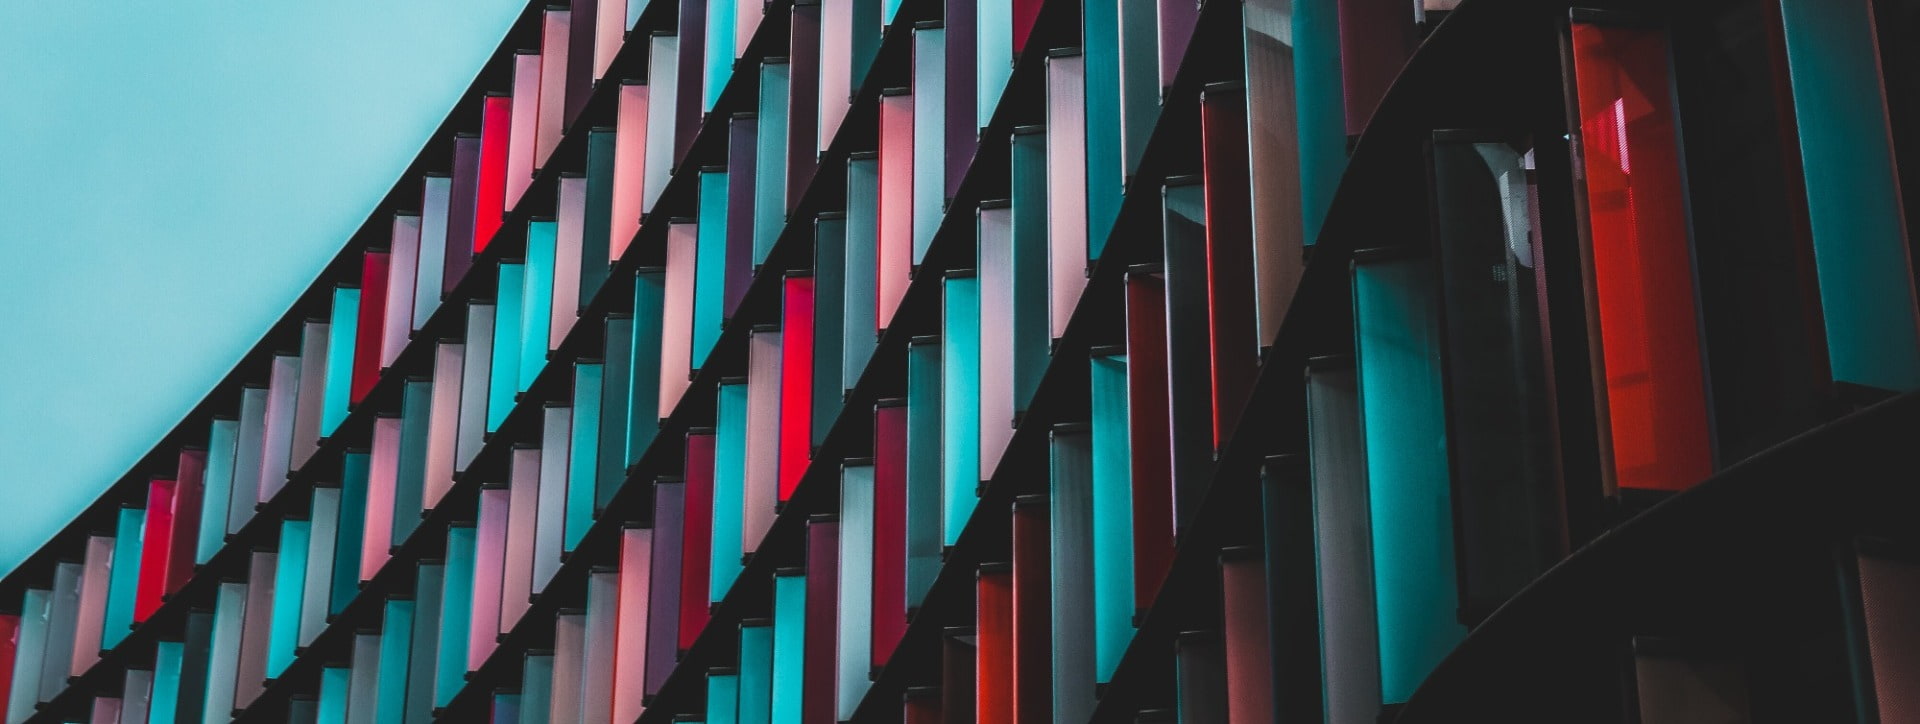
[804,517,839,724]
[1337,0,1416,135]
[352,251,390,404]
[476,95,512,252]
[977,566,1013,724]
[679,431,717,650]
[779,276,816,500]
[872,402,909,667]
[134,478,177,623]
[1569,21,1713,492]
[1123,271,1174,611]
[1011,495,1051,723]
[166,449,207,596]
[1199,85,1259,449]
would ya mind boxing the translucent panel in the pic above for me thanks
[353,252,391,404]
[1294,0,1344,246]
[72,535,111,676]
[708,669,740,724]
[477,95,511,250]
[976,205,1015,476]
[169,449,207,595]
[375,597,414,724]
[778,276,815,499]
[1220,548,1274,723]
[977,567,1013,723]
[447,136,480,293]
[696,171,731,369]
[537,8,572,167]
[256,354,302,506]
[819,0,852,147]
[843,156,881,390]
[631,270,669,465]
[178,610,214,724]
[727,117,759,320]
[705,0,736,110]
[321,287,361,437]
[744,329,783,554]
[549,613,585,724]
[566,0,596,124]
[942,275,981,546]
[836,464,875,720]
[612,82,650,261]
[1175,630,1227,722]
[1049,425,1095,723]
[1160,180,1211,531]
[873,400,909,666]
[944,0,976,196]
[471,487,510,668]
[975,0,1012,127]
[1241,0,1304,342]
[424,343,465,511]
[1008,130,1049,414]
[370,424,404,585]
[941,628,976,723]
[1856,552,1920,722]
[905,342,942,606]
[1337,0,1413,136]
[41,563,79,700]
[457,303,496,472]
[523,220,558,390]
[681,433,717,647]
[197,418,239,564]
[1351,254,1464,703]
[582,569,618,724]
[435,525,477,708]
[1117,0,1156,179]
[911,27,944,266]
[150,641,184,724]
[644,34,681,214]
[878,91,915,330]
[1083,0,1122,257]
[268,519,311,677]
[7,590,47,722]
[507,51,541,209]
[490,263,527,432]
[1123,271,1174,607]
[813,216,847,447]
[1089,352,1135,683]
[646,483,685,696]
[234,386,271,533]
[318,665,350,724]
[1044,52,1088,339]
[662,221,699,418]
[302,488,340,647]
[599,315,636,509]
[122,676,153,724]
[332,453,370,614]
[1156,0,1195,89]
[1010,496,1049,722]
[789,1,822,203]
[583,129,618,304]
[555,176,588,350]
[392,380,432,544]
[134,479,176,623]
[755,61,792,267]
[1260,456,1319,722]
[568,363,604,551]
[771,570,805,724]
[503,448,542,633]
[740,621,774,724]
[234,551,276,709]
[1198,84,1258,446]
[804,518,838,724]
[346,632,379,724]
[104,507,143,650]
[416,176,452,328]
[613,528,653,722]
[519,654,553,724]
[711,380,749,601]
[383,215,421,370]
[406,562,445,723]
[595,0,625,78]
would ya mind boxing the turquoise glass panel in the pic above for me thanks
[630,270,668,465]
[490,263,527,431]
[196,418,239,563]
[1351,253,1464,703]
[706,0,737,110]
[835,464,874,719]
[851,0,880,88]
[711,380,749,601]
[6,590,47,723]
[519,654,554,724]
[755,62,792,266]
[708,670,740,724]
[523,220,558,391]
[599,316,634,509]
[268,518,311,677]
[976,0,1012,126]
[394,379,431,543]
[376,597,414,724]
[1008,129,1049,412]
[1089,353,1135,682]
[435,525,477,708]
[739,622,773,724]
[770,572,805,724]
[406,562,445,724]
[151,640,184,723]
[912,27,946,264]
[813,215,848,445]
[696,170,730,370]
[1082,0,1122,257]
[103,507,143,649]
[843,158,880,392]
[941,275,980,546]
[906,339,943,604]
[322,286,361,435]
[331,452,370,614]
[568,363,604,551]
[1294,0,1345,245]
[1778,0,1920,392]
[318,665,351,724]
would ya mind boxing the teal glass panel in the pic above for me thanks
[150,640,184,723]
[813,215,847,446]
[5,589,47,723]
[406,562,445,724]
[851,0,880,90]
[600,316,635,509]
[906,338,943,604]
[583,129,617,302]
[843,157,880,392]
[707,670,740,724]
[1082,0,1122,257]
[1294,0,1345,245]
[1351,253,1464,703]
[103,507,143,649]
[317,665,351,724]
[755,61,792,266]
[490,263,527,431]
[706,0,737,110]
[1049,424,1096,722]
[739,621,773,724]
[711,380,749,601]
[1117,0,1158,178]
[523,220,559,391]
[696,170,731,370]
[1778,0,1920,392]
[1008,128,1049,412]
[435,525,478,708]
[196,418,239,563]
[536,406,572,594]
[941,275,980,546]
[976,0,1012,126]
[836,464,875,720]
[1089,352,1135,682]
[568,363,604,551]
[331,452,371,615]
[912,27,946,264]
[322,286,360,436]
[204,582,248,724]
[376,597,415,724]
[494,693,521,724]
[300,487,340,647]
[630,269,668,465]
[394,379,432,544]
[268,518,311,677]
[42,562,78,700]
[459,303,497,471]
[770,571,805,724]
[348,633,380,724]
[519,653,554,724]
[583,570,619,724]
[232,386,267,534]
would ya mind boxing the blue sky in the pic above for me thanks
[0,2,525,572]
